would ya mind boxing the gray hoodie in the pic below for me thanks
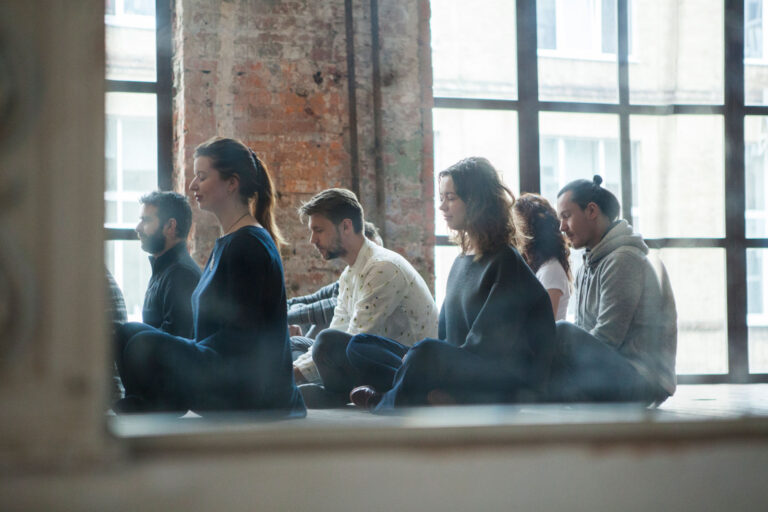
[575,220,678,396]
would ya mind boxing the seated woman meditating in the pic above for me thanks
[512,193,572,321]
[347,157,557,411]
[113,137,305,416]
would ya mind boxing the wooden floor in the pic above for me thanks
[300,383,768,424]
[112,384,768,438]
[657,383,768,418]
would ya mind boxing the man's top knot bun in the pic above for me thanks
[593,174,603,186]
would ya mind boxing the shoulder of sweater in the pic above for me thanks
[223,227,275,254]
[163,261,202,281]
[593,246,650,275]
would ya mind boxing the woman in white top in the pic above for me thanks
[513,193,572,321]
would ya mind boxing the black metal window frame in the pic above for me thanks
[433,0,768,384]
[104,0,172,242]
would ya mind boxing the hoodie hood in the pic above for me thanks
[585,220,648,267]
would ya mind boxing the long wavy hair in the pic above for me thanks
[513,193,572,281]
[194,137,285,248]
[438,157,515,259]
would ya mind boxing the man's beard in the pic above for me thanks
[322,231,346,260]
[140,229,166,255]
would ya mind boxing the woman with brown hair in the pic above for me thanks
[114,137,305,416]
[513,193,572,321]
[347,157,557,410]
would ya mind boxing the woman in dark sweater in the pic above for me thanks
[114,137,305,416]
[347,157,557,411]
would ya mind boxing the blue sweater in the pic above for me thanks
[191,226,304,414]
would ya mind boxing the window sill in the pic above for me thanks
[110,400,768,456]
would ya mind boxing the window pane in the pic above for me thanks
[746,0,768,105]
[748,248,768,373]
[746,116,768,237]
[105,241,151,322]
[433,108,519,236]
[434,244,462,311]
[630,115,724,238]
[105,92,157,228]
[431,0,517,100]
[629,0,723,105]
[105,0,156,81]
[538,112,620,207]
[654,248,728,375]
[538,0,619,103]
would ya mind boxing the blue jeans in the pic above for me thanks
[346,334,410,391]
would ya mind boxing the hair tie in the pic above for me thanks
[592,174,603,187]
[248,148,266,186]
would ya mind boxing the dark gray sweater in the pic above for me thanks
[439,244,557,392]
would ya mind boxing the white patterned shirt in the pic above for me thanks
[294,238,438,383]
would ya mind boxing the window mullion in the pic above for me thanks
[156,0,173,191]
[618,0,632,224]
[517,0,541,194]
[725,0,749,381]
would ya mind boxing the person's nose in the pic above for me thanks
[438,198,447,212]
[189,177,198,191]
[559,218,567,232]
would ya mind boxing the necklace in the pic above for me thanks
[224,211,250,235]
[210,212,250,271]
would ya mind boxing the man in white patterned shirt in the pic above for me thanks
[292,188,438,407]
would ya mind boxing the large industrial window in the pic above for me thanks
[431,0,768,383]
[104,0,172,320]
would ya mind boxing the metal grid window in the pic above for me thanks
[431,0,768,383]
[104,0,172,320]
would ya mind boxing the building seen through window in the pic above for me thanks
[431,0,768,379]
[104,1,159,321]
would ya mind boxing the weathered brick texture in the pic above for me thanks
[173,0,434,296]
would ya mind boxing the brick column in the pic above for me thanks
[172,0,434,295]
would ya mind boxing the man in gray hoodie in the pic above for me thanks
[553,176,677,404]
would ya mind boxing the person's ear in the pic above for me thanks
[341,218,353,235]
[228,175,240,194]
[164,218,177,238]
[585,202,599,220]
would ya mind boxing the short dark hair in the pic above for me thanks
[299,188,364,233]
[140,191,193,239]
[557,175,621,221]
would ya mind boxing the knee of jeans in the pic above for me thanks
[123,333,158,371]
[346,334,376,356]
[405,338,443,364]
[311,329,345,361]
[555,320,573,337]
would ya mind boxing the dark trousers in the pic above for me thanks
[115,322,226,412]
[346,334,409,391]
[373,338,529,412]
[311,329,359,394]
[550,321,668,404]
[313,330,411,395]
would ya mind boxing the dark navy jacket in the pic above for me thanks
[143,242,201,337]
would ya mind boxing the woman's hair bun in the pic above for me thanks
[592,174,603,186]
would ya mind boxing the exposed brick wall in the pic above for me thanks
[172,0,434,297]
